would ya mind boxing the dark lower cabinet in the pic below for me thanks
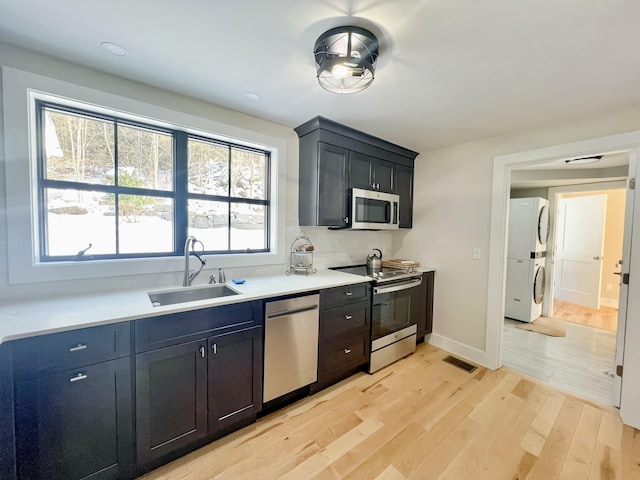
[14,357,133,480]
[134,301,264,472]
[135,339,208,466]
[208,326,263,435]
[414,271,435,341]
[314,284,371,392]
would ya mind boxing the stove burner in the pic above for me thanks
[330,264,421,283]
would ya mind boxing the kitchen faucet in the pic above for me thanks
[183,236,206,286]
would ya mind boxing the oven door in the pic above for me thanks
[371,277,422,341]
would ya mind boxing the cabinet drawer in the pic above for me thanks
[319,333,368,374]
[320,301,369,342]
[13,322,131,378]
[320,283,369,309]
[135,301,260,353]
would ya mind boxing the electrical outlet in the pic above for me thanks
[473,248,481,260]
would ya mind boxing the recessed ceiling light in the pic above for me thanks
[244,92,262,101]
[101,42,128,57]
[564,155,603,165]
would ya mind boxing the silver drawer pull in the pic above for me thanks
[69,344,87,352]
[344,348,352,354]
[70,373,87,382]
[344,315,353,320]
[344,291,353,296]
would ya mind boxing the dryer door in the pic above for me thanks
[538,204,550,246]
[533,264,546,304]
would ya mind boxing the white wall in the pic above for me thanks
[0,42,394,301]
[393,105,640,364]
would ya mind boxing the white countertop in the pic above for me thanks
[0,269,374,344]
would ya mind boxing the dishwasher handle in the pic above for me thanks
[266,304,319,319]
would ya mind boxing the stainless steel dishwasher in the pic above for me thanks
[263,294,320,403]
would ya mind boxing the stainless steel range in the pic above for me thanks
[331,265,423,373]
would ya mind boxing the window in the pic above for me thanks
[37,101,270,262]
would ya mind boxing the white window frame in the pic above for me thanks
[2,67,287,284]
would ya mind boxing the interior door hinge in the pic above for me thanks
[623,273,629,285]
[629,178,636,190]
[616,365,623,377]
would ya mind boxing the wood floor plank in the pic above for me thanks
[138,344,640,480]
[559,404,603,479]
[527,396,584,480]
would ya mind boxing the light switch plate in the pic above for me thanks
[473,248,481,260]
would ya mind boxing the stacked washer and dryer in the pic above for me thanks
[505,197,550,323]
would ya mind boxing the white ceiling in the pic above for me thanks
[2,1,640,153]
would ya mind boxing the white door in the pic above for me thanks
[554,195,607,309]
[615,169,636,407]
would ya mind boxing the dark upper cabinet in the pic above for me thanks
[318,142,349,226]
[208,325,263,435]
[295,116,419,229]
[395,165,414,228]
[135,339,208,466]
[14,357,133,480]
[349,151,394,193]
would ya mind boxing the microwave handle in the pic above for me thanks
[393,201,399,225]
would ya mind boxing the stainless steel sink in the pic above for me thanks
[148,284,240,307]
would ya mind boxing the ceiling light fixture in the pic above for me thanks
[101,42,128,57]
[314,26,379,94]
[564,155,603,165]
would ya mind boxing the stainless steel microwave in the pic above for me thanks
[350,188,400,230]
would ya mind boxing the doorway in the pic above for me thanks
[486,132,640,428]
[502,183,626,406]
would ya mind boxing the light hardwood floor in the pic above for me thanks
[503,299,618,406]
[138,343,640,480]
[553,299,618,332]
[502,318,616,406]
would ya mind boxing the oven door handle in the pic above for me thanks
[373,277,422,295]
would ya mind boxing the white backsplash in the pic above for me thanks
[285,226,395,269]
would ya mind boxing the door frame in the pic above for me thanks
[545,181,626,317]
[486,131,640,427]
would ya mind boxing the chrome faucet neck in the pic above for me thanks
[183,236,205,286]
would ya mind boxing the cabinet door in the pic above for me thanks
[372,160,394,193]
[349,151,394,193]
[413,272,435,341]
[136,340,208,466]
[317,142,349,226]
[14,357,133,480]
[396,165,414,228]
[208,326,263,435]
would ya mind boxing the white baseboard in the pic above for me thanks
[600,297,619,308]
[427,333,493,370]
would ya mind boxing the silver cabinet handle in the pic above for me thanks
[70,373,87,382]
[344,291,353,296]
[69,344,87,352]
[344,349,351,354]
[343,216,349,224]
[344,315,353,320]
[199,346,206,358]
[212,344,217,355]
